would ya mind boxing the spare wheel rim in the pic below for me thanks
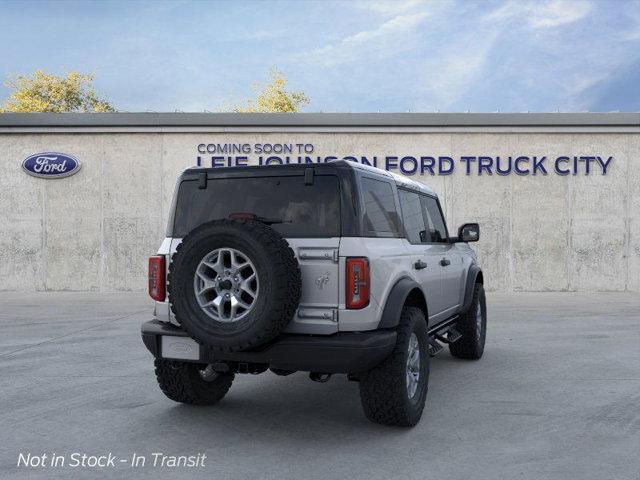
[193,247,259,323]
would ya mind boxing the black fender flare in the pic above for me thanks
[378,277,427,329]
[461,265,483,313]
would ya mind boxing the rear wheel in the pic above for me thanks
[358,307,429,427]
[449,283,486,360]
[154,358,234,405]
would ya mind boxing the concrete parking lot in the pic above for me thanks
[0,291,638,480]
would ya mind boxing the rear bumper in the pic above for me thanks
[141,320,396,374]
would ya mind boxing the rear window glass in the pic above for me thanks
[171,175,341,238]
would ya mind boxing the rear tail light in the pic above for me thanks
[229,212,257,220]
[148,255,166,301]
[346,257,370,309]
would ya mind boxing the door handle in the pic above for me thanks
[414,260,428,270]
[440,258,451,267]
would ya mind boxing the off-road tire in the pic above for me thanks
[358,307,430,427]
[449,283,486,360]
[168,219,301,353]
[154,358,234,405]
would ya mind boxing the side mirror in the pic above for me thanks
[458,223,480,242]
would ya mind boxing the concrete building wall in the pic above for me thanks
[1,116,639,292]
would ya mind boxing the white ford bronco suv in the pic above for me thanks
[142,160,485,427]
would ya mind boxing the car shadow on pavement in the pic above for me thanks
[135,353,480,447]
[142,372,418,444]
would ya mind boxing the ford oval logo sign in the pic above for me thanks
[22,152,81,179]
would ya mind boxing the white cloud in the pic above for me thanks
[293,0,634,112]
[530,0,592,28]
[300,11,430,66]
[352,0,430,16]
[482,1,523,22]
[566,71,611,98]
[419,29,500,109]
[337,12,427,45]
[619,0,640,41]
[483,0,591,29]
[476,0,637,111]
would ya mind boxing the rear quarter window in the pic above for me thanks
[361,177,401,237]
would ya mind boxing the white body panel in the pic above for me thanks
[338,237,411,331]
[282,238,340,334]
[405,242,446,319]
[441,245,465,313]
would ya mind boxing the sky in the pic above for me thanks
[0,0,639,112]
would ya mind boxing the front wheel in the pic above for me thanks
[358,307,430,427]
[154,358,234,405]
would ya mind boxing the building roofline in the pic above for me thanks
[0,112,639,128]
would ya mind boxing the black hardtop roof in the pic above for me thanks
[182,160,348,178]
[181,160,360,179]
[180,160,436,196]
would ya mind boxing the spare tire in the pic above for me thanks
[168,219,301,352]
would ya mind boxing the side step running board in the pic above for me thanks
[435,328,461,344]
[428,340,443,356]
[427,316,461,357]
[427,315,459,336]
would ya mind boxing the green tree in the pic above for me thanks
[0,70,114,113]
[234,69,309,113]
